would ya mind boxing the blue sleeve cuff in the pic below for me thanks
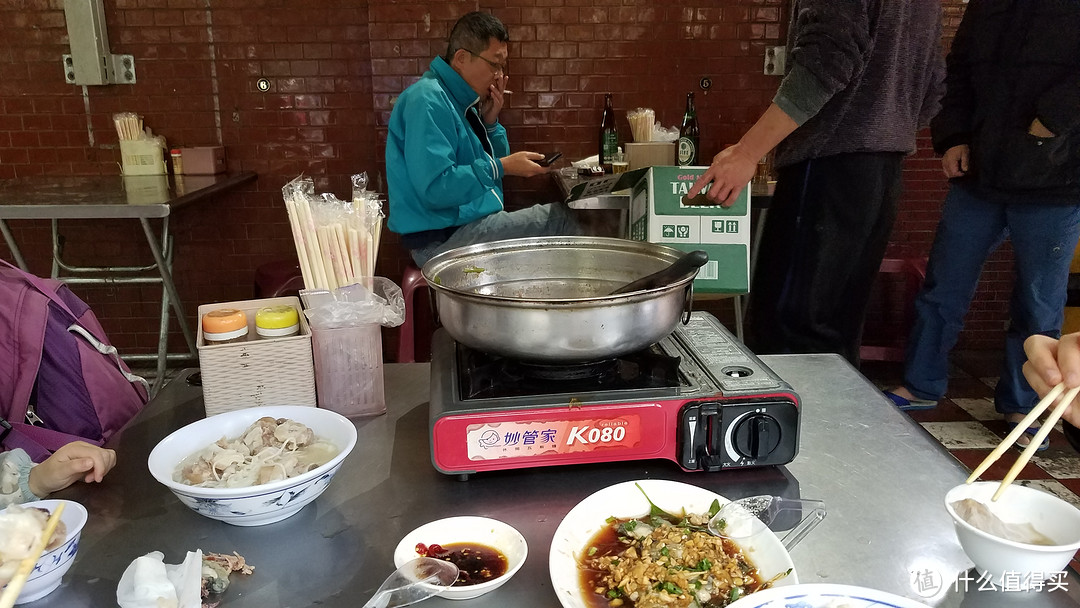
[1,449,43,506]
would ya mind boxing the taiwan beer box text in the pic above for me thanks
[564,167,750,294]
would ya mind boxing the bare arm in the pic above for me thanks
[686,104,798,206]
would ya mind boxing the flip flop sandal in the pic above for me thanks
[884,390,937,411]
[1005,421,1051,452]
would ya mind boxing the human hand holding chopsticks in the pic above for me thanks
[1023,333,1080,428]
[966,333,1080,501]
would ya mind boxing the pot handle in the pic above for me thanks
[681,282,695,325]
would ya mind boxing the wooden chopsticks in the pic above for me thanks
[966,382,1080,501]
[0,502,65,608]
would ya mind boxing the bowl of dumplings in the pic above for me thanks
[0,499,88,604]
[945,482,1080,588]
[148,406,357,526]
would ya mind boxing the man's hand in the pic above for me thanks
[685,143,757,207]
[500,151,547,178]
[1023,333,1080,429]
[941,144,970,178]
[481,75,510,126]
[28,441,117,498]
[1029,118,1055,138]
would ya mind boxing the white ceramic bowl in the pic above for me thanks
[148,405,357,526]
[549,479,798,608]
[393,516,528,600]
[945,482,1080,588]
[2,499,88,604]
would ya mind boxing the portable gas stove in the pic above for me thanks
[429,311,799,477]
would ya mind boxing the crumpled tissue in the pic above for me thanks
[117,550,203,608]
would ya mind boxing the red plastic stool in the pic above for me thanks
[860,257,927,362]
[255,259,305,298]
[397,263,429,363]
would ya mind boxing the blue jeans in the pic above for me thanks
[409,202,583,267]
[903,184,1080,414]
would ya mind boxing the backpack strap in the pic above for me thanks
[67,324,150,393]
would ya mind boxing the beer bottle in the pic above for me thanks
[678,92,700,166]
[599,93,618,173]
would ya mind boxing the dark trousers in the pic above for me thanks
[750,152,904,364]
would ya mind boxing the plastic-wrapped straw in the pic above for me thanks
[281,173,386,292]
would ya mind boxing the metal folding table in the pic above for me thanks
[45,357,1080,607]
[0,172,257,393]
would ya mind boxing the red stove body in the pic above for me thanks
[429,312,800,477]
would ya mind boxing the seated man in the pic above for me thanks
[386,11,581,267]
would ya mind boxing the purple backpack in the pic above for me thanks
[0,261,149,462]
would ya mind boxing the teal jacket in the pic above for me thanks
[386,57,510,237]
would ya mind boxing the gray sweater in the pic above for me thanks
[772,0,945,168]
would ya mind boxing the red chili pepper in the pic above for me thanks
[415,543,427,556]
[427,543,444,556]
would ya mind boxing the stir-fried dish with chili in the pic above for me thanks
[579,485,789,608]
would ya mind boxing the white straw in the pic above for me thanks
[298,198,328,290]
[284,199,315,289]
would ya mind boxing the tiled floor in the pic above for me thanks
[860,351,1080,572]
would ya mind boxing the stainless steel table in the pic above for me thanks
[0,172,257,393]
[44,357,1080,607]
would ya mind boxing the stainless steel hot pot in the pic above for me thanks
[421,236,698,363]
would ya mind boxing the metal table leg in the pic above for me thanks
[140,218,197,361]
[0,218,29,271]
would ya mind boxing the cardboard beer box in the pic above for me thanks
[628,166,750,294]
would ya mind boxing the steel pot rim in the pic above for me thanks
[421,236,698,303]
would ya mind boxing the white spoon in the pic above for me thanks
[362,557,460,608]
[708,495,826,551]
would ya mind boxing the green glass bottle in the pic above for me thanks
[599,93,618,173]
[678,93,700,166]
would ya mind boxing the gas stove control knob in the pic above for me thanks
[731,414,783,461]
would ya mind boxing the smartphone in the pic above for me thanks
[538,152,563,167]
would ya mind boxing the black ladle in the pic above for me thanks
[608,250,709,296]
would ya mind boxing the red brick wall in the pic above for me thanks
[0,0,1009,358]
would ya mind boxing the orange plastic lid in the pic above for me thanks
[202,309,248,335]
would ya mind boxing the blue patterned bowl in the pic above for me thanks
[147,406,357,526]
[2,499,88,604]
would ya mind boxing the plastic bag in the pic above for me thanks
[303,277,405,329]
[652,125,679,142]
[116,550,203,608]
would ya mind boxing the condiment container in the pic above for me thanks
[255,305,300,339]
[170,149,184,175]
[201,309,249,344]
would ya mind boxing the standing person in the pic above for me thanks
[686,0,945,363]
[885,0,1080,451]
[1023,333,1080,453]
[386,11,580,268]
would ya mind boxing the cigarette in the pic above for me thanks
[502,90,512,95]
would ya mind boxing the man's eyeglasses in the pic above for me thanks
[468,50,507,75]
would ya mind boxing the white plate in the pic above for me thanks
[549,479,799,608]
[728,583,933,608]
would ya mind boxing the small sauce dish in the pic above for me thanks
[392,516,527,600]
